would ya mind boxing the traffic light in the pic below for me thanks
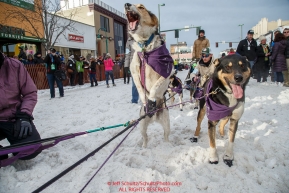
[216,42,218,48]
[196,27,200,35]
[175,30,179,38]
[229,42,232,47]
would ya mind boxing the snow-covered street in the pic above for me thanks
[1,70,289,193]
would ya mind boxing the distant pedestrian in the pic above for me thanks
[67,55,76,86]
[228,48,235,55]
[76,56,85,85]
[89,56,98,87]
[34,51,44,64]
[255,36,271,83]
[26,54,35,65]
[271,33,287,86]
[104,53,115,88]
[18,46,27,64]
[283,28,289,87]
[44,48,64,98]
[221,53,226,58]
[270,30,283,83]
[124,41,132,84]
[192,29,210,60]
[125,36,139,103]
[237,30,257,75]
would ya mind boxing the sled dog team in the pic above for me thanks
[125,3,251,167]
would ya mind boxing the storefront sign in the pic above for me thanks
[68,34,84,43]
[0,24,25,40]
[0,0,34,10]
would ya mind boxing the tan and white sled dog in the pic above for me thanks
[124,3,174,148]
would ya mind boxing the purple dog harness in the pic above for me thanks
[206,79,238,121]
[171,77,183,94]
[137,43,173,90]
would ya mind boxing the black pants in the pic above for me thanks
[0,121,41,160]
[124,67,130,83]
[70,72,75,86]
[78,72,83,85]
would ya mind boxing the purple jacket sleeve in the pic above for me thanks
[18,63,37,116]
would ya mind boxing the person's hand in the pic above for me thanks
[14,112,33,139]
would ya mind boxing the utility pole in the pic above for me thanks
[238,24,244,40]
[158,4,165,34]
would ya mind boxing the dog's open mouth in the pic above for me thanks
[126,11,139,31]
[225,78,244,99]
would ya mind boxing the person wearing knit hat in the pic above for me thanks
[254,35,271,83]
[33,51,44,64]
[192,29,210,61]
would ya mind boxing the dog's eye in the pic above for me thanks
[139,6,144,9]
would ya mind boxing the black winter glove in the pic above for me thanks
[144,99,157,118]
[14,112,33,139]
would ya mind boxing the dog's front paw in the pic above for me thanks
[194,106,198,110]
[223,159,233,167]
[189,137,198,143]
[223,154,234,167]
[209,160,219,164]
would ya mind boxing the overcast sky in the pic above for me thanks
[103,0,289,56]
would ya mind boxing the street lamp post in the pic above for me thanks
[158,3,165,34]
[238,24,244,40]
[97,27,108,53]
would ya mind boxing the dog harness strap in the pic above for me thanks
[205,79,238,121]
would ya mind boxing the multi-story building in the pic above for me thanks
[170,42,193,64]
[60,0,127,59]
[0,0,44,57]
[252,18,289,39]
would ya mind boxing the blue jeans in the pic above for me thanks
[89,73,97,83]
[105,71,115,85]
[131,78,139,103]
[47,73,64,98]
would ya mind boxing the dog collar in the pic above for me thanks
[137,34,155,50]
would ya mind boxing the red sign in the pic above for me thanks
[68,34,84,43]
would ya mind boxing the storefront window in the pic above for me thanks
[1,43,37,58]
[100,15,110,32]
[114,22,124,56]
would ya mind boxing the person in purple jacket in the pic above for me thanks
[0,52,41,160]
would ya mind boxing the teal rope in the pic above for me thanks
[86,121,130,133]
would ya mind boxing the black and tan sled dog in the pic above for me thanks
[191,54,250,167]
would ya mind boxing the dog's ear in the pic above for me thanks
[213,58,221,67]
[148,11,158,27]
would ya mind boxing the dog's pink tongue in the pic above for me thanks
[129,21,138,30]
[230,84,243,99]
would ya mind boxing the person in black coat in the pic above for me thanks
[255,36,271,83]
[237,30,258,74]
[44,48,64,98]
[67,55,76,86]
[34,51,44,64]
[18,46,27,64]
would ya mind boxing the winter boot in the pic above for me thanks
[107,84,109,88]
[113,83,116,86]
[90,82,94,87]
[95,82,98,86]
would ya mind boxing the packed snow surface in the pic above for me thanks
[0,70,289,193]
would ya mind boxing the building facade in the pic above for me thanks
[60,0,127,59]
[50,14,96,61]
[0,0,44,57]
[170,42,193,64]
[252,18,289,39]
